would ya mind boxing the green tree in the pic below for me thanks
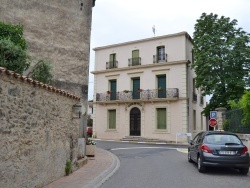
[0,22,30,73]
[28,60,53,84]
[192,13,250,115]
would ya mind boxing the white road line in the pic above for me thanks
[111,147,178,151]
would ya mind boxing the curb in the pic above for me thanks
[83,149,120,188]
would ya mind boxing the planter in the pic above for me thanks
[86,145,96,156]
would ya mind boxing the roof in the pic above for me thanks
[93,31,193,51]
[0,67,80,101]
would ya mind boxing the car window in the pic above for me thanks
[193,133,202,144]
[204,134,242,145]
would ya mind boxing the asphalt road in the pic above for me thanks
[96,141,250,188]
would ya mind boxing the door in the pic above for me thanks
[110,80,116,100]
[190,132,203,162]
[157,75,166,98]
[130,107,141,136]
[132,78,140,99]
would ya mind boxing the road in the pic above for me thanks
[96,141,250,188]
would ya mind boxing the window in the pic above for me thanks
[157,75,166,98]
[108,110,116,129]
[109,80,117,100]
[132,77,140,99]
[132,50,140,66]
[157,46,165,61]
[107,53,117,69]
[193,110,196,130]
[157,108,166,129]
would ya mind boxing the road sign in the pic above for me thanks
[210,111,218,119]
[209,118,217,127]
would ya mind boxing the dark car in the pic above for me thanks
[188,131,250,174]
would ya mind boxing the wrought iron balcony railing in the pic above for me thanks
[193,92,197,102]
[128,57,141,66]
[96,88,179,102]
[106,61,118,69]
[153,54,167,63]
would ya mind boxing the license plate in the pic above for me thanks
[219,151,236,155]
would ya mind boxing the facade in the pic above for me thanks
[92,32,206,141]
[0,0,95,137]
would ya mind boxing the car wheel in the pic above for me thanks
[188,150,193,163]
[239,168,249,175]
[197,156,206,173]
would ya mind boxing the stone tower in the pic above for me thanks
[0,0,96,137]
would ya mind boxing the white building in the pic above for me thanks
[91,32,206,141]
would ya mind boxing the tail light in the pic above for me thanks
[242,146,248,155]
[201,144,211,153]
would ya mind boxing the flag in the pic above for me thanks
[152,25,155,35]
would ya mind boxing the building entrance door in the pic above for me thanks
[130,107,141,136]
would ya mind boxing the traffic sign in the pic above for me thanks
[210,111,217,119]
[209,118,217,127]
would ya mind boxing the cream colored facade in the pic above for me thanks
[92,32,206,141]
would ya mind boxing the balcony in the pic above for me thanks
[153,54,167,63]
[128,57,141,66]
[96,88,179,102]
[193,92,197,102]
[106,61,118,69]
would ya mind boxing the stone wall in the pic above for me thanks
[0,0,95,137]
[0,68,81,188]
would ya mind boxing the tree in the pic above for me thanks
[192,13,250,115]
[28,60,53,84]
[0,22,30,73]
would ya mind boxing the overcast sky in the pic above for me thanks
[88,0,250,100]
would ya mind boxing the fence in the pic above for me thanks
[222,109,250,134]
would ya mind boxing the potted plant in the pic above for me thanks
[107,90,112,94]
[137,88,143,92]
[123,90,129,93]
[86,138,96,156]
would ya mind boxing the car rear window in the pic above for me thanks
[204,134,242,145]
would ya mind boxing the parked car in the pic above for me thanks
[87,127,92,137]
[188,131,250,174]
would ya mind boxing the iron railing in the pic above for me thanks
[153,54,167,63]
[96,88,179,102]
[128,57,141,66]
[106,61,118,69]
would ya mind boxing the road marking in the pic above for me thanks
[111,147,177,151]
[177,148,188,154]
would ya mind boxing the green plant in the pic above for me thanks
[65,160,72,176]
[28,59,53,84]
[123,90,129,93]
[86,138,96,145]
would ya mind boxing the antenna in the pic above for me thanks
[152,25,156,37]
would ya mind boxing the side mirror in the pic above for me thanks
[188,140,193,145]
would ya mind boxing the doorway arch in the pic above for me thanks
[130,107,141,136]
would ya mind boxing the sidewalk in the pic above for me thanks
[44,148,120,188]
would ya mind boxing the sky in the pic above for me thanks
[88,0,250,100]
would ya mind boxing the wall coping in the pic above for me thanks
[0,67,80,101]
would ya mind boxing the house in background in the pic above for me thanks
[91,32,206,141]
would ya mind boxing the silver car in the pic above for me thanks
[188,131,250,174]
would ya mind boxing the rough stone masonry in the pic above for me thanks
[0,68,81,188]
[0,0,95,137]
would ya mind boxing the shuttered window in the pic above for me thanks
[108,110,116,129]
[157,108,166,129]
